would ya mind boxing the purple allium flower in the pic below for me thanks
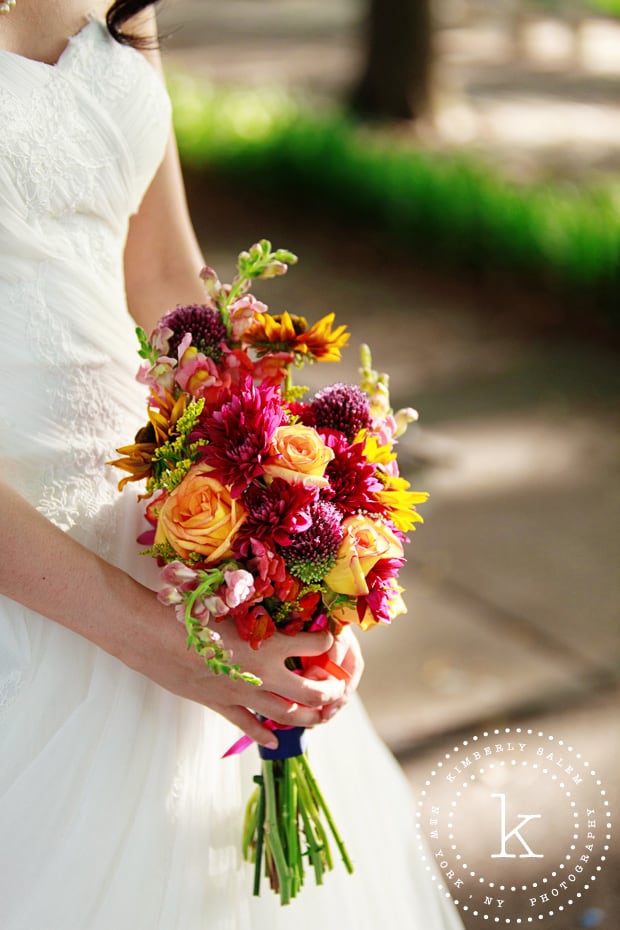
[312,383,371,440]
[283,500,344,583]
[320,429,383,514]
[158,304,227,360]
[196,379,285,498]
[235,478,317,552]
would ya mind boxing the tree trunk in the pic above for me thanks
[350,0,433,121]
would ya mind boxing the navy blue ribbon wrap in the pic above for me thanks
[258,726,308,761]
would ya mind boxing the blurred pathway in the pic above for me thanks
[158,0,620,182]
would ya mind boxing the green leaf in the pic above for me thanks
[136,326,158,364]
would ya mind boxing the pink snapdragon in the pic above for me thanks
[229,294,268,341]
[223,568,256,608]
[157,561,200,609]
[199,265,225,301]
[137,357,176,396]
[201,594,229,617]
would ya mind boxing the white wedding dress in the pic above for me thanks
[0,19,463,930]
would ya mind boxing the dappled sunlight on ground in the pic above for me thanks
[413,412,619,498]
[435,16,620,179]
[160,1,620,182]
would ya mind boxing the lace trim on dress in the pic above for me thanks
[23,272,122,555]
[0,79,115,223]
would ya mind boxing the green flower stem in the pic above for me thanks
[295,775,326,886]
[221,276,246,309]
[263,761,292,905]
[284,761,303,896]
[252,776,266,897]
[279,759,292,856]
[242,784,260,861]
[284,365,293,396]
[297,768,333,872]
[242,748,352,901]
[298,753,354,875]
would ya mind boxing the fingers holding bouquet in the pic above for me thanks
[206,620,347,734]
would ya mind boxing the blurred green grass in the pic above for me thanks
[171,76,620,328]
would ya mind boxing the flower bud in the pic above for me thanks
[160,560,199,587]
[393,406,418,438]
[157,584,185,607]
[200,265,223,299]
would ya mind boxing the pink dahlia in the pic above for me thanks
[312,383,371,440]
[193,379,285,497]
[283,500,343,583]
[320,429,383,514]
[234,478,317,551]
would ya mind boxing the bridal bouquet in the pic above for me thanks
[111,241,427,904]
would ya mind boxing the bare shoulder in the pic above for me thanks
[0,0,109,64]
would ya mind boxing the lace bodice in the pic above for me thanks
[0,19,171,543]
[0,19,169,240]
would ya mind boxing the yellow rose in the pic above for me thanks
[263,424,334,488]
[155,466,246,563]
[325,514,403,597]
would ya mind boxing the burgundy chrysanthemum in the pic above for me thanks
[158,304,227,360]
[283,500,343,583]
[234,479,317,552]
[311,383,371,440]
[320,429,383,514]
[194,379,285,497]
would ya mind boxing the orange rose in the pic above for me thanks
[155,466,246,563]
[325,514,403,597]
[263,424,334,488]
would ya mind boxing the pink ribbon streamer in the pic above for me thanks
[222,718,290,758]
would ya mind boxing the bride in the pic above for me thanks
[0,2,464,928]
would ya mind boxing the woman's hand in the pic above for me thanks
[300,624,365,723]
[119,595,350,750]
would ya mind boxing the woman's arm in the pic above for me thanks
[122,9,207,331]
[0,479,348,746]
[123,132,207,331]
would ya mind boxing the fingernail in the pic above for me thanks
[264,736,279,750]
[321,704,340,722]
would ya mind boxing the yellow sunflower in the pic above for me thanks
[359,432,396,469]
[245,311,349,362]
[108,389,187,492]
[374,474,429,533]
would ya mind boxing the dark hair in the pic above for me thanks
[106,0,159,47]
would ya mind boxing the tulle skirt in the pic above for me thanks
[0,492,463,930]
